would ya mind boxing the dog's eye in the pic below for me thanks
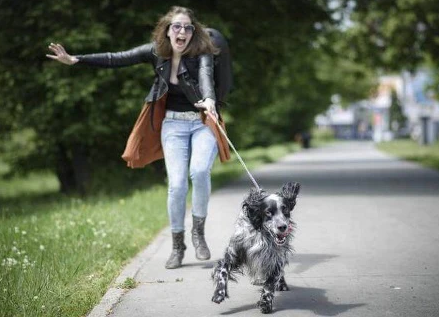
[265,210,272,217]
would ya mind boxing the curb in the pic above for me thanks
[87,227,170,317]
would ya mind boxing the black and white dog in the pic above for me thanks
[212,182,300,314]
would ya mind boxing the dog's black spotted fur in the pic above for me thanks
[212,182,300,314]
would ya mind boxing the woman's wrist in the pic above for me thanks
[204,98,216,111]
[70,56,79,65]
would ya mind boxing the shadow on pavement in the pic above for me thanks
[215,253,363,316]
[219,285,365,316]
[275,285,366,316]
[275,158,399,166]
[182,253,339,273]
[225,169,439,196]
[219,304,257,316]
[290,253,339,274]
[181,261,216,269]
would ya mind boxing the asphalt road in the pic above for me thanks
[89,141,439,317]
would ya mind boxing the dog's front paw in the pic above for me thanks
[212,289,227,304]
[257,300,273,314]
[258,289,274,314]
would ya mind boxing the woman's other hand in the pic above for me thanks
[195,98,218,120]
[46,43,78,65]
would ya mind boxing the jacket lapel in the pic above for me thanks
[177,59,188,76]
[155,58,171,82]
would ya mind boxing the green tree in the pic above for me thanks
[0,0,160,194]
[341,0,439,71]
[389,88,407,133]
[0,0,379,194]
[216,0,375,147]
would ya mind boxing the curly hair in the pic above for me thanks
[152,6,219,59]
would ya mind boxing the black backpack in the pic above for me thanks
[206,28,233,106]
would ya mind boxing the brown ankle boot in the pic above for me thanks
[191,216,211,260]
[165,231,186,269]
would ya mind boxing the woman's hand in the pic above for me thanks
[46,43,78,65]
[195,98,218,121]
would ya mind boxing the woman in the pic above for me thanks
[47,6,230,269]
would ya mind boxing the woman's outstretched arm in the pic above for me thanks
[46,42,155,68]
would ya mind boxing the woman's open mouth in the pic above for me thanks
[176,37,187,47]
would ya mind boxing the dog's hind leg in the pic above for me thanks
[276,275,289,291]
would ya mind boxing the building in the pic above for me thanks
[315,70,439,144]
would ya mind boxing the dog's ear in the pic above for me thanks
[242,188,267,231]
[279,182,300,210]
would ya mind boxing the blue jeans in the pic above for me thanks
[161,116,218,233]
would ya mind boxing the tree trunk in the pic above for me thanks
[55,143,76,194]
[71,143,90,195]
[55,143,90,195]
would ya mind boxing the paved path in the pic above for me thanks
[89,141,439,317]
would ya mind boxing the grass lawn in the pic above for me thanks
[376,139,439,171]
[0,141,300,316]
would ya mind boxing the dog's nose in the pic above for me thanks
[278,225,287,232]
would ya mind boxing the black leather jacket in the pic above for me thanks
[74,42,216,107]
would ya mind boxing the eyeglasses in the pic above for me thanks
[170,23,195,34]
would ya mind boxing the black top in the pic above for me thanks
[166,82,199,112]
